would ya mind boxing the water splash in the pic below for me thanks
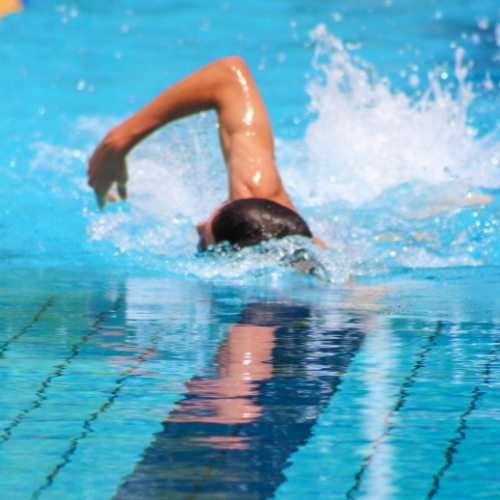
[24,27,500,280]
[179,237,349,283]
[287,24,500,208]
[282,25,500,273]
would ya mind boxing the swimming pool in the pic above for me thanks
[1,0,500,498]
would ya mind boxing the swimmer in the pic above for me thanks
[87,57,326,251]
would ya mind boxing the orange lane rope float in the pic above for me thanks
[0,0,24,20]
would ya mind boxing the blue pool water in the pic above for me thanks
[1,0,500,498]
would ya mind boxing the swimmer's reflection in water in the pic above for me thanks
[113,301,368,500]
[169,306,276,429]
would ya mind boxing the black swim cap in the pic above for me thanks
[211,198,312,249]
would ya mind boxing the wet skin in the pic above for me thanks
[87,57,326,249]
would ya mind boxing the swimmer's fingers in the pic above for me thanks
[112,158,128,201]
[88,169,114,210]
[87,143,128,209]
[87,151,112,210]
[107,188,119,203]
[116,181,128,201]
[95,193,108,211]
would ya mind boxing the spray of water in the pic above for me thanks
[285,24,500,208]
[26,26,500,280]
[282,25,500,273]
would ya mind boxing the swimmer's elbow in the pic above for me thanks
[217,56,248,72]
[212,56,252,89]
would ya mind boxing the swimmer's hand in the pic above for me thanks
[87,132,128,210]
[313,235,327,250]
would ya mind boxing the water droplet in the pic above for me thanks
[477,17,489,30]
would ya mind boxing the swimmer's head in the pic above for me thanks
[196,198,313,251]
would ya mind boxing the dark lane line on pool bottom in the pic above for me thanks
[425,335,500,500]
[346,320,445,499]
[25,296,127,500]
[112,302,369,500]
[30,305,184,500]
[0,296,55,359]
[0,295,124,452]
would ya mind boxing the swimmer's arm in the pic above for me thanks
[87,57,326,249]
[88,56,282,209]
[107,56,274,161]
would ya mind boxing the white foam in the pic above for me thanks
[75,28,500,277]
[286,24,500,208]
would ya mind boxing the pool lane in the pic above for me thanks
[1,270,500,499]
[0,297,55,360]
[0,272,231,500]
[275,317,500,500]
[113,302,369,500]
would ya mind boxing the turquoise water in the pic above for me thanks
[1,0,500,498]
